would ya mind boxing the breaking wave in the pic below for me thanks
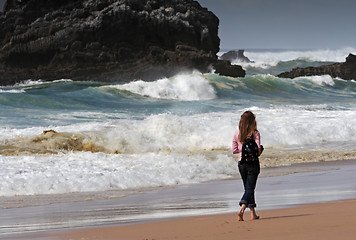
[103,72,216,101]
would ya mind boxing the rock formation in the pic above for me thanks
[0,0,245,85]
[278,53,356,80]
[213,60,245,78]
[220,50,254,63]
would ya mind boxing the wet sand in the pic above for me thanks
[2,159,356,239]
[49,199,356,240]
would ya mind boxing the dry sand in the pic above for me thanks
[48,199,356,240]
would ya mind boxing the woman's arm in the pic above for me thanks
[254,130,262,156]
[232,130,240,154]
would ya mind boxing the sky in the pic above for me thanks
[0,0,5,11]
[1,0,355,50]
[199,0,356,50]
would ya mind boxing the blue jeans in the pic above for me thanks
[238,161,260,208]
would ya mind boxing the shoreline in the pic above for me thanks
[2,159,356,239]
[1,158,354,209]
[47,198,356,240]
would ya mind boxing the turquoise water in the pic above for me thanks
[2,71,355,126]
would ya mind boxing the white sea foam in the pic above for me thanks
[12,79,72,87]
[1,106,356,196]
[1,105,356,196]
[295,75,336,86]
[296,75,335,86]
[0,151,236,196]
[0,89,25,93]
[2,106,356,155]
[229,47,356,68]
[104,72,216,101]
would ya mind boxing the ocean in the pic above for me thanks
[1,47,356,197]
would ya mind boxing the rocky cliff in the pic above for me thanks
[0,0,234,85]
[278,53,356,80]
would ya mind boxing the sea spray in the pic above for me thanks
[104,72,216,101]
[1,106,356,155]
[0,151,237,196]
[227,47,356,75]
[240,47,356,67]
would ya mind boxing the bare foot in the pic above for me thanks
[251,215,260,220]
[237,211,244,221]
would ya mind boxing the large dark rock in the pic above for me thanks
[277,53,356,80]
[220,50,254,63]
[213,59,245,78]
[0,0,222,85]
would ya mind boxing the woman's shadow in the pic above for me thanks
[261,214,311,220]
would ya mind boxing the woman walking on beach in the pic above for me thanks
[232,111,263,221]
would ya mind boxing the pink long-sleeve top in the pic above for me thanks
[232,129,261,161]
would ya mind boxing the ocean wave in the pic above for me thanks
[2,48,356,197]
[102,72,216,101]
[2,106,356,156]
[243,47,355,66]
[12,79,73,87]
[1,106,356,196]
[241,59,334,76]
[0,79,75,95]
[297,75,335,86]
[0,113,232,155]
[224,47,356,76]
[0,89,25,94]
[1,148,355,197]
[0,151,237,197]
[206,73,356,102]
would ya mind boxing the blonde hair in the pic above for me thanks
[238,111,257,144]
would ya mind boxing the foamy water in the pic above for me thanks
[1,48,356,197]
[104,72,216,101]
[232,47,356,68]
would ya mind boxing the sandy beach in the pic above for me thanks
[3,159,356,240]
[49,198,356,240]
